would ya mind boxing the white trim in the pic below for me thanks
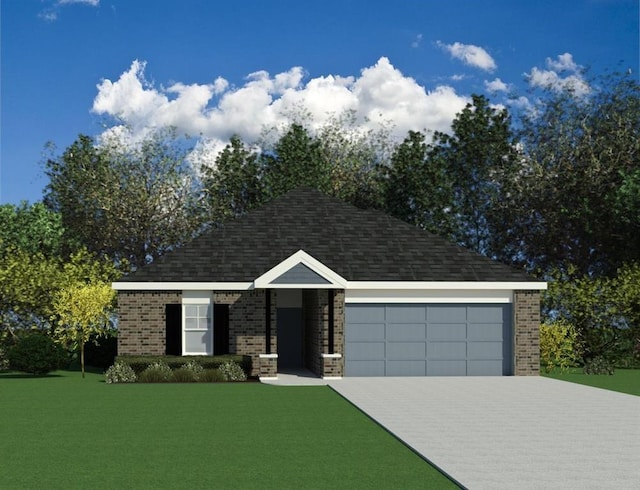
[181,291,213,356]
[112,282,253,291]
[321,353,343,359]
[345,281,547,290]
[259,376,278,381]
[259,354,278,359]
[322,376,343,380]
[345,289,514,304]
[254,250,348,289]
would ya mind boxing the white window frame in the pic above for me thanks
[182,291,213,356]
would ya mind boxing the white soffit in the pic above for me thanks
[112,282,253,291]
[346,289,514,304]
[345,281,547,290]
[253,250,348,289]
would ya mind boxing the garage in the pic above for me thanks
[345,303,512,376]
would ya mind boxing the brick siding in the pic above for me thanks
[514,290,541,375]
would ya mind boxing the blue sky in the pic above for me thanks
[1,0,638,205]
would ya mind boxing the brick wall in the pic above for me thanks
[117,290,182,356]
[215,290,276,377]
[514,290,541,375]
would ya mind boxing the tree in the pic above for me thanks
[0,202,69,258]
[44,128,206,268]
[383,130,455,236]
[201,135,263,224]
[52,282,115,378]
[505,71,640,276]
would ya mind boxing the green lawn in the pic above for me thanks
[542,368,640,396]
[0,370,457,489]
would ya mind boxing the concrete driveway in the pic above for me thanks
[328,377,640,489]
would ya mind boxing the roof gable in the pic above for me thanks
[254,250,347,289]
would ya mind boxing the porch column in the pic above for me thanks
[260,289,277,380]
[328,289,335,354]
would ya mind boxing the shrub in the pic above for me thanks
[0,346,9,371]
[115,355,251,375]
[105,361,137,383]
[180,360,204,380]
[171,367,196,383]
[540,322,581,372]
[199,368,226,383]
[583,356,615,375]
[7,332,65,375]
[218,361,247,381]
[84,334,117,369]
[138,361,173,383]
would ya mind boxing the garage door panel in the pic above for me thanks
[468,341,503,359]
[347,323,385,341]
[427,341,467,359]
[429,323,467,340]
[346,360,385,376]
[428,360,467,376]
[346,305,385,323]
[387,341,426,359]
[345,341,385,360]
[427,306,467,323]
[387,360,426,376]
[468,360,504,376]
[468,322,504,340]
[386,323,427,341]
[468,305,507,323]
[386,305,426,322]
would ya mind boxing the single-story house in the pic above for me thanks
[113,188,546,379]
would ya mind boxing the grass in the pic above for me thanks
[0,370,458,489]
[542,368,640,396]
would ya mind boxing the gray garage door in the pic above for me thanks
[345,304,512,376]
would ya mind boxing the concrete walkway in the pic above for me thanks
[327,377,640,489]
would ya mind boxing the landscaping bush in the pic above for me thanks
[171,367,197,382]
[84,334,117,369]
[180,360,204,380]
[540,322,581,372]
[199,368,226,383]
[218,361,247,381]
[105,361,137,383]
[0,346,9,371]
[115,355,251,376]
[583,356,615,375]
[137,361,173,383]
[7,331,66,375]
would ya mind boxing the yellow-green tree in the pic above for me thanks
[52,283,115,378]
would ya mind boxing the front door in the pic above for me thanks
[277,308,303,369]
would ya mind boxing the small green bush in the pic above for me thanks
[219,361,247,381]
[199,368,226,382]
[180,360,204,380]
[7,332,65,375]
[138,361,173,383]
[540,322,581,372]
[84,334,117,369]
[171,367,196,383]
[0,346,10,371]
[115,355,251,376]
[105,361,137,383]
[583,356,615,375]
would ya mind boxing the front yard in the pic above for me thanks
[542,368,640,396]
[1,370,457,489]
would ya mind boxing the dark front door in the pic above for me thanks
[277,307,303,369]
[165,304,182,356]
[213,304,230,355]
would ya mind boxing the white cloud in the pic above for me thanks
[92,57,471,164]
[437,41,497,72]
[526,53,589,97]
[485,78,509,92]
[39,0,99,21]
[411,34,423,48]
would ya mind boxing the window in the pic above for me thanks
[182,293,213,355]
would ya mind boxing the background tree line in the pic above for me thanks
[1,70,638,371]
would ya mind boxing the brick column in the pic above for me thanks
[514,290,541,375]
[259,354,278,380]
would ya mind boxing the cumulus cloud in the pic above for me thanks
[526,53,589,97]
[484,78,509,93]
[39,0,99,21]
[436,41,497,72]
[92,57,471,160]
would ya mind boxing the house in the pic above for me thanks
[112,188,546,379]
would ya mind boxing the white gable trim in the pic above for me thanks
[253,250,348,289]
[112,282,253,291]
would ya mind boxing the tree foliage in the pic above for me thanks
[44,128,206,268]
[53,282,115,377]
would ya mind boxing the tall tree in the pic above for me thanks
[429,95,517,255]
[503,71,640,276]
[44,128,206,268]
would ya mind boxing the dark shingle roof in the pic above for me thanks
[122,188,533,283]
